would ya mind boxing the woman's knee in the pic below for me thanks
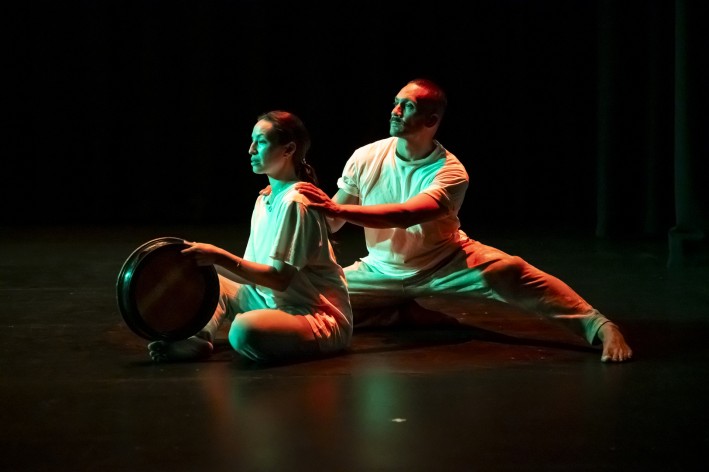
[228,321,247,350]
[228,321,266,361]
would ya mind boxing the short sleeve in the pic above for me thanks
[336,152,360,197]
[422,159,469,213]
[271,199,323,270]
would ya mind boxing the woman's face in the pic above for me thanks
[248,119,293,178]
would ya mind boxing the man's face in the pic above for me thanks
[389,83,430,138]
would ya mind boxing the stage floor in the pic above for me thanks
[1,224,707,471]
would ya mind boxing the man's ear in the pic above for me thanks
[425,113,440,128]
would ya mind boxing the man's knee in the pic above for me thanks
[485,255,526,281]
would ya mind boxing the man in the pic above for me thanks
[296,78,632,362]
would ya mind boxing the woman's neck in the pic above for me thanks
[268,177,297,196]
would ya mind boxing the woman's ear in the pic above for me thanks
[285,142,296,157]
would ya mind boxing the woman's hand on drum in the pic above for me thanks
[181,241,224,266]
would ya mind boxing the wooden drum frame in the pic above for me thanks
[116,237,220,341]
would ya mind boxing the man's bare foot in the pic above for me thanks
[597,322,633,363]
[148,336,213,362]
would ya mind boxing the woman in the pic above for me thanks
[149,110,352,363]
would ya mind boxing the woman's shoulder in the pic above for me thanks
[282,185,313,209]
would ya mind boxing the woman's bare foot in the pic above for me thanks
[597,323,633,363]
[148,336,213,362]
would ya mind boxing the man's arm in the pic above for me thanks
[326,189,359,232]
[297,183,448,230]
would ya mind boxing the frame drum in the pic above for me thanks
[116,237,220,341]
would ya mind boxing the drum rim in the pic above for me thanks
[116,236,219,341]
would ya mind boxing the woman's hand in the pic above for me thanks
[181,241,224,266]
[182,241,295,291]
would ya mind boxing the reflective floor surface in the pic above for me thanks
[1,224,707,471]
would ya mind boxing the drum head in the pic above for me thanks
[116,237,220,341]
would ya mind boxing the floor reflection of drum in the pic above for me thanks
[116,237,220,341]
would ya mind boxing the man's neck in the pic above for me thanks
[395,137,437,162]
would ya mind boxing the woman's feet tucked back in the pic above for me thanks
[148,336,214,362]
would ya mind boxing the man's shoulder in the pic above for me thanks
[354,137,396,155]
[443,151,466,169]
[437,145,467,169]
[434,146,469,182]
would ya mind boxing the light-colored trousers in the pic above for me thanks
[199,275,351,362]
[344,238,611,345]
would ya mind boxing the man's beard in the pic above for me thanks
[389,119,406,137]
[390,119,424,138]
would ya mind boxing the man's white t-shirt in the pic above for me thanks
[337,137,470,277]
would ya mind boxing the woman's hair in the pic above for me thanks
[257,110,319,185]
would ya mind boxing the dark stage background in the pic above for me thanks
[6,1,708,259]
